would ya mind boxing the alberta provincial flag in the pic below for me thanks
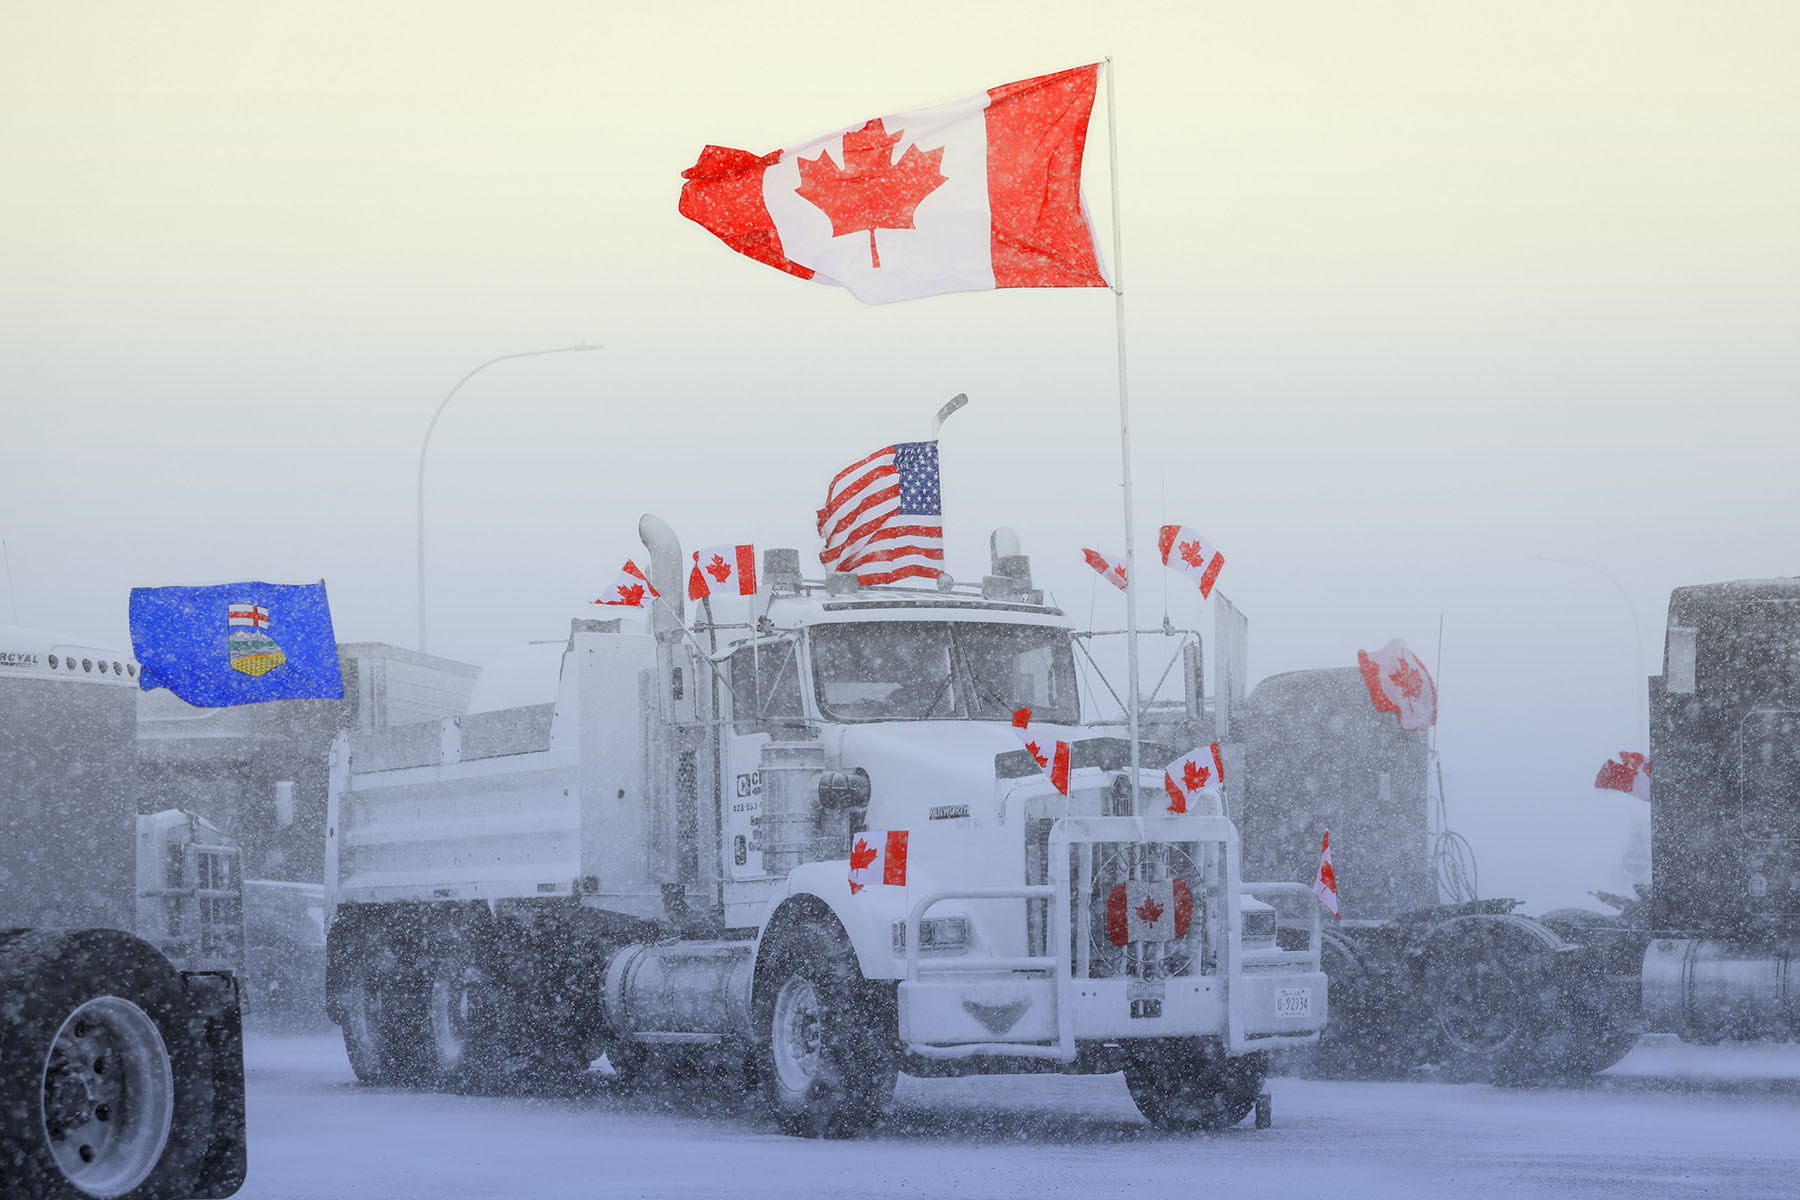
[130,581,345,707]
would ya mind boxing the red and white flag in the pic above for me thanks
[1162,744,1224,814]
[817,441,943,585]
[848,830,909,894]
[227,603,271,629]
[593,560,659,610]
[1313,831,1339,919]
[688,544,758,600]
[679,65,1110,305]
[1357,638,1437,731]
[1105,878,1194,946]
[1595,751,1652,801]
[1158,525,1225,599]
[1012,707,1071,795]
[1081,548,1128,592]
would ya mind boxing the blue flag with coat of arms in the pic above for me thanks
[129,580,345,706]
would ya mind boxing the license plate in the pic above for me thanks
[1275,987,1313,1018]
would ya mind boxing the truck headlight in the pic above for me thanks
[893,916,970,954]
[1240,905,1277,947]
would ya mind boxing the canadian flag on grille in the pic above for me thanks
[688,544,758,600]
[1163,744,1225,814]
[1081,548,1128,592]
[1357,638,1437,731]
[679,65,1109,306]
[1314,831,1340,919]
[1106,879,1194,946]
[594,560,659,610]
[1012,707,1071,795]
[1158,525,1225,599]
[1595,751,1652,801]
[848,830,909,894]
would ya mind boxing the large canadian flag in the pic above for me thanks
[1357,638,1437,731]
[679,65,1110,305]
[1012,707,1071,795]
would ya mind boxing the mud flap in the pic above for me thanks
[181,971,249,1198]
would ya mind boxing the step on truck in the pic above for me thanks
[2,625,246,1200]
[324,518,1325,1135]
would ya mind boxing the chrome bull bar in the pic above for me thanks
[904,815,1307,1061]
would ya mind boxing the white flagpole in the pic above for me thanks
[1104,57,1143,811]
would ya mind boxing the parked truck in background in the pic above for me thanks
[324,517,1326,1135]
[1,625,246,1200]
[1236,576,1799,1082]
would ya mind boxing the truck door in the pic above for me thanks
[723,638,806,881]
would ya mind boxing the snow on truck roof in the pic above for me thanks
[0,623,140,685]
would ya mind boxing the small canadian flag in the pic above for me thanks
[1158,524,1225,599]
[1105,878,1194,946]
[1595,751,1651,801]
[1163,744,1225,813]
[1357,638,1437,731]
[1314,831,1339,919]
[848,830,909,894]
[1081,548,1128,592]
[688,544,758,600]
[1012,707,1071,795]
[594,560,659,610]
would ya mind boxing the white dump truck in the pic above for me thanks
[324,518,1325,1135]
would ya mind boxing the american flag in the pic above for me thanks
[816,440,943,585]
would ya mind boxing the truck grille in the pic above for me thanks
[1024,819,1212,981]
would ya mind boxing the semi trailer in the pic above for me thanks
[1,625,246,1200]
[1238,576,1799,1082]
[323,518,1327,1135]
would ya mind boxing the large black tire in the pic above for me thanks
[0,930,215,1200]
[1124,1039,1267,1131]
[753,917,897,1139]
[335,936,430,1087]
[1421,914,1602,1086]
[417,925,509,1093]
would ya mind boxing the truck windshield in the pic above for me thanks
[810,621,1080,724]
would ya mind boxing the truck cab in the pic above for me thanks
[326,521,1325,1135]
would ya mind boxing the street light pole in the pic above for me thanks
[1530,555,1646,735]
[416,343,600,653]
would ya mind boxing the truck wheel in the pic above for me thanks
[1124,1039,1266,1131]
[1422,916,1558,1083]
[421,940,507,1092]
[337,942,427,1086]
[0,929,214,1200]
[753,918,897,1138]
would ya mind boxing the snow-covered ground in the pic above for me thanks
[235,1034,1800,1199]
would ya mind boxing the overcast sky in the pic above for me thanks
[4,2,1796,907]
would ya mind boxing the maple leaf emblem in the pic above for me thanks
[615,583,645,607]
[705,553,734,583]
[1024,740,1050,769]
[794,119,948,268]
[1182,760,1210,792]
[1179,540,1207,569]
[1136,896,1165,926]
[850,837,878,873]
[1389,658,1425,699]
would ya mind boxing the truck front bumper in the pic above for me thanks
[896,816,1327,1061]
